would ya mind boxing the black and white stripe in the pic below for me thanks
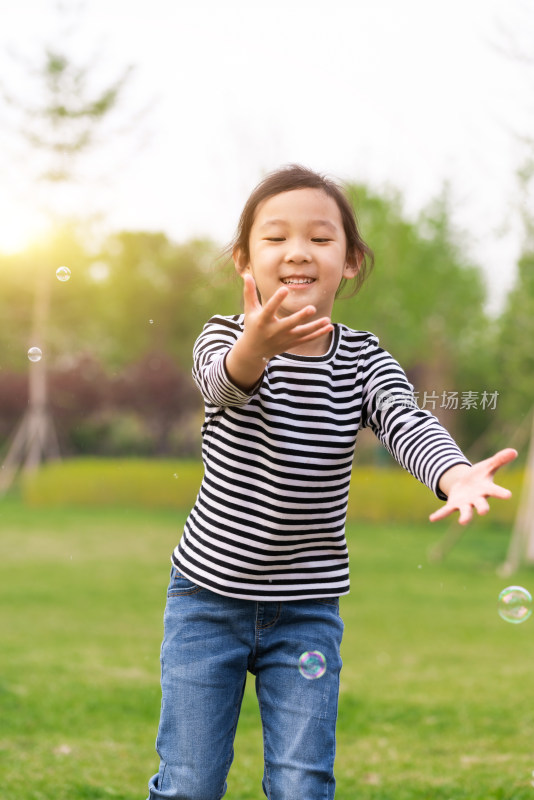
[173,315,470,600]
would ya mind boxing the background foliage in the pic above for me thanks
[21,458,524,528]
[2,181,530,463]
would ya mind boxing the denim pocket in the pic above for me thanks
[167,566,204,597]
[313,597,339,608]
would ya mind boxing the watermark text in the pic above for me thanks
[376,389,499,411]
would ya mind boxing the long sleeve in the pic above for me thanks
[192,315,261,407]
[359,336,471,499]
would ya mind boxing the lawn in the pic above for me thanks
[1,496,534,799]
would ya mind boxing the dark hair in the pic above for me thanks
[225,164,374,296]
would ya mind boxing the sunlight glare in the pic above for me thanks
[0,205,46,254]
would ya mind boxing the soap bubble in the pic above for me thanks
[56,266,71,282]
[298,650,327,680]
[27,347,42,362]
[498,586,532,624]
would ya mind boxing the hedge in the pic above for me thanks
[20,458,524,525]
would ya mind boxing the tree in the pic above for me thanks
[0,229,241,459]
[338,184,487,365]
[495,249,534,431]
[0,6,141,492]
[95,231,240,371]
[2,49,132,187]
[336,184,493,448]
[494,162,534,572]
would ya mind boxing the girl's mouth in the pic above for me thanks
[281,277,315,285]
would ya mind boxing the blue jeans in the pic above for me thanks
[147,567,344,800]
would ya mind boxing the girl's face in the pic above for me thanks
[235,188,359,320]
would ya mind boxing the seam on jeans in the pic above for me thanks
[167,586,203,596]
[257,603,281,630]
[313,597,339,607]
[159,762,167,790]
[256,674,272,800]
[217,677,247,800]
[167,571,203,597]
[324,738,337,799]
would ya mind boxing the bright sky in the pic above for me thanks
[0,0,532,313]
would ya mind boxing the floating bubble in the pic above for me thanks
[498,586,532,624]
[27,347,42,362]
[298,650,327,680]
[149,319,154,325]
[56,266,71,282]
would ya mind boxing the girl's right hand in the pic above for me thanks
[225,274,333,392]
[241,273,333,359]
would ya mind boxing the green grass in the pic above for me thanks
[1,496,534,799]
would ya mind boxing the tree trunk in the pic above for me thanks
[0,268,60,494]
[499,410,534,576]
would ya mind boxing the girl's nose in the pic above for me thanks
[284,243,312,263]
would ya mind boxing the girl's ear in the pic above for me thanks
[343,251,363,279]
[233,247,250,276]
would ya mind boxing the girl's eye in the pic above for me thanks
[265,237,285,242]
[312,238,331,243]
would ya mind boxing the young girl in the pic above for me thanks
[147,165,516,800]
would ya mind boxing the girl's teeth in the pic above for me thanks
[282,278,313,284]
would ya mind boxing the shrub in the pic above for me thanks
[22,458,203,509]
[69,413,156,456]
[21,459,523,526]
[347,465,522,524]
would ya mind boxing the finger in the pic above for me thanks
[484,448,518,476]
[457,504,474,525]
[429,503,454,522]
[242,273,262,314]
[429,501,473,524]
[473,497,490,516]
[261,285,291,317]
[495,447,518,463]
[289,317,333,337]
[485,484,512,500]
[292,323,335,344]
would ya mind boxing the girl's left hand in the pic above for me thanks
[429,448,518,525]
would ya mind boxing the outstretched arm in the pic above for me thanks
[430,448,518,525]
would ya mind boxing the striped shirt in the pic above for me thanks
[172,315,470,600]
